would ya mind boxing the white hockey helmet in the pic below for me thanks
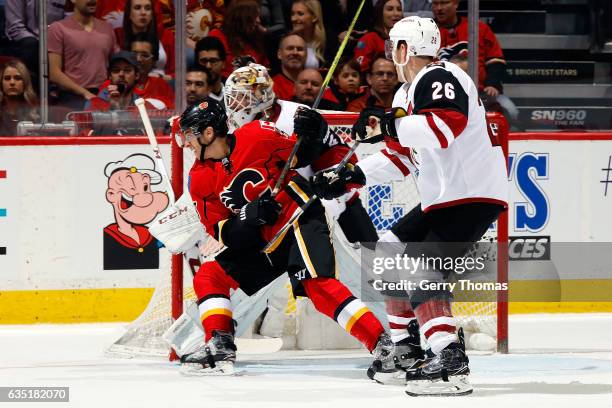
[386,16,441,67]
[223,63,275,132]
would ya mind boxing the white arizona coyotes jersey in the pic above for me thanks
[360,61,508,211]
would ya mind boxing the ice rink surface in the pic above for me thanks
[1,314,612,408]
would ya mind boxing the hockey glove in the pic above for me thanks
[240,193,281,226]
[352,107,408,143]
[379,107,407,141]
[294,107,328,143]
[351,107,385,143]
[310,164,366,200]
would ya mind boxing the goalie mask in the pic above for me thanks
[178,97,229,162]
[224,63,275,132]
[386,16,440,82]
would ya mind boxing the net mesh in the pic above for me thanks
[106,115,500,358]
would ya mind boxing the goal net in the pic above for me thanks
[106,112,509,358]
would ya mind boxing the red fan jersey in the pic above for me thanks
[354,31,385,73]
[272,73,296,101]
[437,17,506,91]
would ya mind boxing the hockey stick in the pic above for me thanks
[270,0,368,197]
[135,98,176,204]
[262,141,360,253]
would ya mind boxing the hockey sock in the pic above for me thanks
[302,277,384,352]
[413,295,458,354]
[193,261,239,341]
[385,298,417,343]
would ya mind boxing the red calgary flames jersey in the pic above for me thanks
[189,120,309,243]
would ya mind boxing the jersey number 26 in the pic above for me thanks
[431,81,455,100]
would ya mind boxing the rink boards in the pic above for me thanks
[0,133,611,322]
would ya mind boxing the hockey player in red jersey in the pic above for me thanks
[175,97,392,376]
[311,16,508,395]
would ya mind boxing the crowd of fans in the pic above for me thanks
[0,0,516,136]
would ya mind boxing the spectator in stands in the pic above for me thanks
[292,68,341,110]
[433,0,504,99]
[186,65,211,105]
[116,0,174,79]
[85,51,141,111]
[208,0,269,77]
[0,59,38,136]
[347,56,398,112]
[261,0,288,74]
[94,0,167,31]
[4,0,65,80]
[319,0,345,65]
[129,33,175,109]
[272,32,306,101]
[322,58,365,110]
[185,0,226,67]
[48,0,117,115]
[354,0,403,73]
[261,0,287,40]
[449,52,518,122]
[195,36,226,101]
[290,0,325,68]
[0,0,8,55]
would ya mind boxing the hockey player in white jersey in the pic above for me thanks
[311,16,508,396]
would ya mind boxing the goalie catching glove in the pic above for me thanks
[148,192,207,254]
[351,107,407,143]
[294,106,328,143]
[240,192,281,226]
[310,163,366,200]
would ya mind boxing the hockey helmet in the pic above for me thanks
[386,16,440,66]
[223,63,275,132]
[177,97,228,148]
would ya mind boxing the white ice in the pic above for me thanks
[1,314,612,408]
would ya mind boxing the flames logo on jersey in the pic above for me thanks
[220,169,268,213]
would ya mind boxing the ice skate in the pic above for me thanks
[367,332,400,384]
[368,321,425,385]
[180,331,237,376]
[393,320,426,372]
[405,329,472,396]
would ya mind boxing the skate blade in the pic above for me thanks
[371,369,407,386]
[180,361,236,377]
[405,375,473,396]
